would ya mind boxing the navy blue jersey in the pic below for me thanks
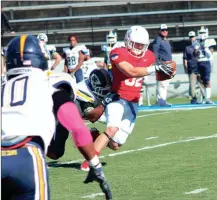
[183,44,198,73]
[152,35,172,61]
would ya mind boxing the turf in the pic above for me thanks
[48,99,217,200]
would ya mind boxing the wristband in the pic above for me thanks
[147,65,156,75]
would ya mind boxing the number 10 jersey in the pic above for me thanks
[1,70,77,153]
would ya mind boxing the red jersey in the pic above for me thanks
[110,47,155,103]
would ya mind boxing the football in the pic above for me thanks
[156,60,176,81]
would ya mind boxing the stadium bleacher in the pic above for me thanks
[2,1,217,54]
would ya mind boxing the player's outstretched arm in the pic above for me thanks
[52,89,112,199]
[85,105,105,123]
[51,52,62,70]
[84,93,119,123]
[115,60,175,78]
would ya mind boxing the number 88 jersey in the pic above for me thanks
[63,44,87,70]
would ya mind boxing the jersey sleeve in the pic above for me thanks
[110,48,126,65]
[78,44,87,52]
[144,50,156,66]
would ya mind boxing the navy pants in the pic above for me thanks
[1,142,50,200]
[198,61,211,85]
[47,123,69,160]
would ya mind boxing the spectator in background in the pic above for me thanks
[183,31,205,104]
[37,33,62,70]
[63,35,87,83]
[153,24,172,106]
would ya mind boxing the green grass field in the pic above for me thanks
[48,98,217,200]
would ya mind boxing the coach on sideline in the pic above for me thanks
[153,24,172,106]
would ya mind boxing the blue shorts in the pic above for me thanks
[1,141,50,200]
[198,61,211,84]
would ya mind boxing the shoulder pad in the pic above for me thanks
[76,44,87,51]
[204,38,217,48]
[63,47,70,53]
[48,72,77,101]
[76,80,95,103]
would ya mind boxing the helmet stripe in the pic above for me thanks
[20,34,28,60]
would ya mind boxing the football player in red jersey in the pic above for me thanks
[81,25,175,171]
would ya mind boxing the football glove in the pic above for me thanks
[154,61,174,76]
[84,164,112,200]
[102,92,120,107]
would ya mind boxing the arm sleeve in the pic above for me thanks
[53,89,92,147]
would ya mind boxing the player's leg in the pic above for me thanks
[196,74,205,102]
[189,73,198,104]
[188,74,192,100]
[108,102,138,150]
[202,61,212,104]
[25,143,50,200]
[81,100,124,171]
[47,123,69,160]
[1,150,15,200]
[156,79,171,106]
[94,99,125,152]
[1,143,50,200]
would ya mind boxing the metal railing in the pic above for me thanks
[8,8,217,23]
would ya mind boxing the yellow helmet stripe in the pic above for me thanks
[76,90,94,103]
[20,34,28,60]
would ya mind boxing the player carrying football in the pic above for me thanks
[81,25,176,171]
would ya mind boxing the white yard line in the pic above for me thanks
[184,188,208,194]
[81,193,104,199]
[145,136,158,140]
[56,134,217,165]
[106,134,217,157]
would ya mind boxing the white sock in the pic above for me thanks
[156,80,169,101]
[205,87,211,99]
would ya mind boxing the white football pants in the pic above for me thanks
[105,98,138,145]
[156,79,170,101]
